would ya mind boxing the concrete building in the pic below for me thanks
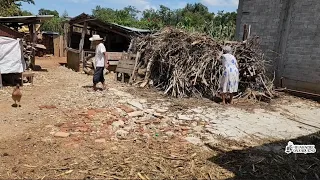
[236,0,320,94]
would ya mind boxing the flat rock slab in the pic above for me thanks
[54,132,70,138]
[178,114,193,121]
[128,111,144,117]
[185,137,203,146]
[95,138,106,143]
[127,101,143,110]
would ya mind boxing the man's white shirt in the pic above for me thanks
[95,43,106,67]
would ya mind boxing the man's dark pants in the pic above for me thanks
[93,67,105,85]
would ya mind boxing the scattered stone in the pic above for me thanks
[127,101,143,110]
[144,109,155,114]
[123,126,133,132]
[191,108,203,114]
[185,137,203,146]
[95,138,106,143]
[112,120,125,129]
[156,109,168,113]
[41,137,53,143]
[118,100,127,104]
[143,133,150,139]
[178,114,192,121]
[191,122,198,127]
[54,132,70,138]
[205,114,216,121]
[45,125,54,128]
[117,105,135,113]
[193,126,203,132]
[128,111,144,117]
[139,99,147,103]
[115,130,129,140]
[165,131,175,137]
[153,112,163,118]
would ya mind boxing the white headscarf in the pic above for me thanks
[222,46,232,54]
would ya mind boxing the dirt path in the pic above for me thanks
[0,57,319,179]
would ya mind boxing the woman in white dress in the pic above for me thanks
[219,46,239,104]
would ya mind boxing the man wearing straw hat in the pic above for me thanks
[90,34,109,91]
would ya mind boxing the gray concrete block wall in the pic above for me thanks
[281,0,320,93]
[237,0,320,94]
[237,0,283,73]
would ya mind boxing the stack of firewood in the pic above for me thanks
[130,28,276,102]
[83,57,95,75]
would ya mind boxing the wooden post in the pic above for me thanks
[248,24,251,39]
[89,30,93,50]
[0,70,3,89]
[129,52,141,84]
[128,39,134,52]
[79,22,88,71]
[68,25,73,48]
[242,24,248,41]
[63,23,68,56]
[29,24,36,68]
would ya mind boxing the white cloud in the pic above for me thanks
[103,0,153,10]
[68,0,89,3]
[201,0,239,7]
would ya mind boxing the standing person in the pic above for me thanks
[219,46,239,104]
[89,35,109,91]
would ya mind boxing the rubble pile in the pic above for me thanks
[83,57,95,75]
[131,28,276,102]
[22,39,33,70]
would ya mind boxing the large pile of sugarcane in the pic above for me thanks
[130,28,275,102]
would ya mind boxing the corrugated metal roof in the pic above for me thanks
[69,13,152,35]
[0,15,54,23]
[42,31,59,35]
[111,23,151,33]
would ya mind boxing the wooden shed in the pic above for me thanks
[65,13,151,72]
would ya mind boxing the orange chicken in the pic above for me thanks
[12,84,22,107]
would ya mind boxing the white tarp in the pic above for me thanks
[0,37,26,74]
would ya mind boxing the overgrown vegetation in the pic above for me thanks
[39,9,69,34]
[93,3,237,40]
[0,1,237,40]
[0,0,34,16]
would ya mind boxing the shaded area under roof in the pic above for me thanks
[69,13,151,38]
[0,15,54,24]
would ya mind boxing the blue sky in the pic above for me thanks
[21,0,238,17]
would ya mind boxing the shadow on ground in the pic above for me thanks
[209,131,320,180]
[32,65,48,72]
[82,85,104,91]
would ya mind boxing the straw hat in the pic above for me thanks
[89,34,103,41]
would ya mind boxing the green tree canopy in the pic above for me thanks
[0,0,35,16]
[92,3,236,40]
[38,8,59,17]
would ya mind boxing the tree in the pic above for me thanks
[20,10,33,16]
[0,0,35,16]
[39,10,69,34]
[92,3,237,40]
[38,8,59,17]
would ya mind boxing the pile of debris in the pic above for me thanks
[22,38,46,70]
[83,57,95,75]
[22,39,33,70]
[130,28,276,102]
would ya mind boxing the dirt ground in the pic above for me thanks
[0,57,319,179]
